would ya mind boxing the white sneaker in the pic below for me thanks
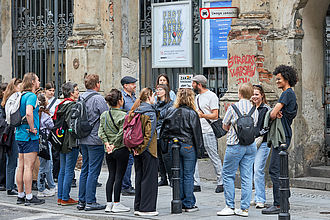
[255,202,265,208]
[111,203,130,213]
[217,206,235,216]
[48,186,57,194]
[105,202,113,212]
[235,208,248,217]
[250,200,256,206]
[37,189,55,197]
[136,211,159,216]
[134,211,140,215]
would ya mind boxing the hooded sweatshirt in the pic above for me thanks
[134,102,157,158]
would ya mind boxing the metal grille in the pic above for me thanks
[139,0,228,97]
[12,0,74,97]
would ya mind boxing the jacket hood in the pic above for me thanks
[57,101,75,116]
[135,102,156,115]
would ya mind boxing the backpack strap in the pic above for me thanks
[108,109,119,131]
[47,98,57,110]
[81,92,98,103]
[231,104,243,118]
[247,106,256,116]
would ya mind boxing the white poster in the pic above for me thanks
[179,74,193,88]
[152,1,192,68]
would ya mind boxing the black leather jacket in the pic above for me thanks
[160,105,204,156]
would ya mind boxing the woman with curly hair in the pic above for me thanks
[160,88,204,212]
[262,65,298,215]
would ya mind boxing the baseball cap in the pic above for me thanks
[192,75,207,86]
[121,76,137,86]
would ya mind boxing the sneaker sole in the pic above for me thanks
[25,202,45,206]
[61,203,78,206]
[112,210,130,213]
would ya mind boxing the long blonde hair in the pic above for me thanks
[173,88,196,111]
[21,72,37,92]
[128,87,153,120]
[1,78,22,107]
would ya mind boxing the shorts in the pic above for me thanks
[17,140,39,153]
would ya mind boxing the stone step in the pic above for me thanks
[309,166,330,178]
[291,176,330,191]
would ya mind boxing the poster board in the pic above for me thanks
[152,1,193,68]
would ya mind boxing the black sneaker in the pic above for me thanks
[185,206,199,212]
[17,196,25,205]
[7,189,18,196]
[77,201,86,210]
[25,195,45,206]
[0,185,6,191]
[262,205,280,214]
[215,185,224,193]
[122,187,135,196]
[84,202,106,211]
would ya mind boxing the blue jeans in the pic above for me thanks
[170,142,197,208]
[38,144,56,192]
[122,153,133,189]
[78,145,104,203]
[253,142,270,203]
[58,147,79,201]
[6,139,18,190]
[222,143,257,210]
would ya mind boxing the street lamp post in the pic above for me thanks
[171,138,182,214]
[279,143,290,220]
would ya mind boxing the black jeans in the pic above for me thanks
[0,148,6,186]
[134,151,158,212]
[105,147,129,202]
[157,140,172,183]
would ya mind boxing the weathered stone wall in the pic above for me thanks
[0,0,12,83]
[66,0,139,94]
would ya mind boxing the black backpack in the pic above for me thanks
[231,104,256,146]
[38,128,51,160]
[69,93,98,139]
[49,110,67,152]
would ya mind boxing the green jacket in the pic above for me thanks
[98,108,126,152]
[264,109,286,148]
[56,100,77,154]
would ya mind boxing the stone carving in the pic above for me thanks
[122,57,138,76]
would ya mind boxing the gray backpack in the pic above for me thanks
[231,104,256,146]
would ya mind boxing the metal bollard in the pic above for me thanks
[171,138,182,214]
[279,143,290,220]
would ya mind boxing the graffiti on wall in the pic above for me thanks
[228,55,256,84]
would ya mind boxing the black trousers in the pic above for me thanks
[52,150,60,179]
[105,147,129,202]
[0,148,6,186]
[134,151,158,212]
[157,140,172,183]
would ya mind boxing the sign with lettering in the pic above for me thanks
[152,1,192,68]
[199,7,238,19]
[179,74,193,88]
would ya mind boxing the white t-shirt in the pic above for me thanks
[195,90,219,133]
[47,96,61,116]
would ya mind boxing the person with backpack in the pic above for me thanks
[217,83,258,217]
[250,85,271,209]
[98,89,130,213]
[120,76,137,196]
[160,88,204,212]
[127,87,158,217]
[15,72,45,205]
[76,74,109,211]
[1,79,22,196]
[192,75,224,193]
[55,82,80,206]
[155,84,174,187]
[262,65,298,215]
[36,93,56,198]
[45,82,61,183]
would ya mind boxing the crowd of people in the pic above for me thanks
[0,64,298,217]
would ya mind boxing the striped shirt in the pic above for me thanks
[223,99,259,145]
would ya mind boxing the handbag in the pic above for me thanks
[197,97,227,138]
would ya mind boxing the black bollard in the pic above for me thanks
[171,138,182,214]
[279,143,290,220]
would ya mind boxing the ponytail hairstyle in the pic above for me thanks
[105,89,123,107]
[1,78,22,107]
[38,93,50,116]
[128,87,153,120]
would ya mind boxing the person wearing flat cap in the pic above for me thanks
[192,75,224,194]
[120,76,137,196]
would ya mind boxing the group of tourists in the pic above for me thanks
[0,64,298,217]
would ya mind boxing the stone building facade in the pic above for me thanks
[1,0,330,181]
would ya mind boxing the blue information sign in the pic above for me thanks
[210,1,232,60]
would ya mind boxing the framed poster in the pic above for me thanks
[202,0,232,67]
[152,1,193,68]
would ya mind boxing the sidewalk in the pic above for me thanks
[1,160,330,220]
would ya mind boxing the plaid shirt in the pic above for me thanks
[223,99,258,145]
